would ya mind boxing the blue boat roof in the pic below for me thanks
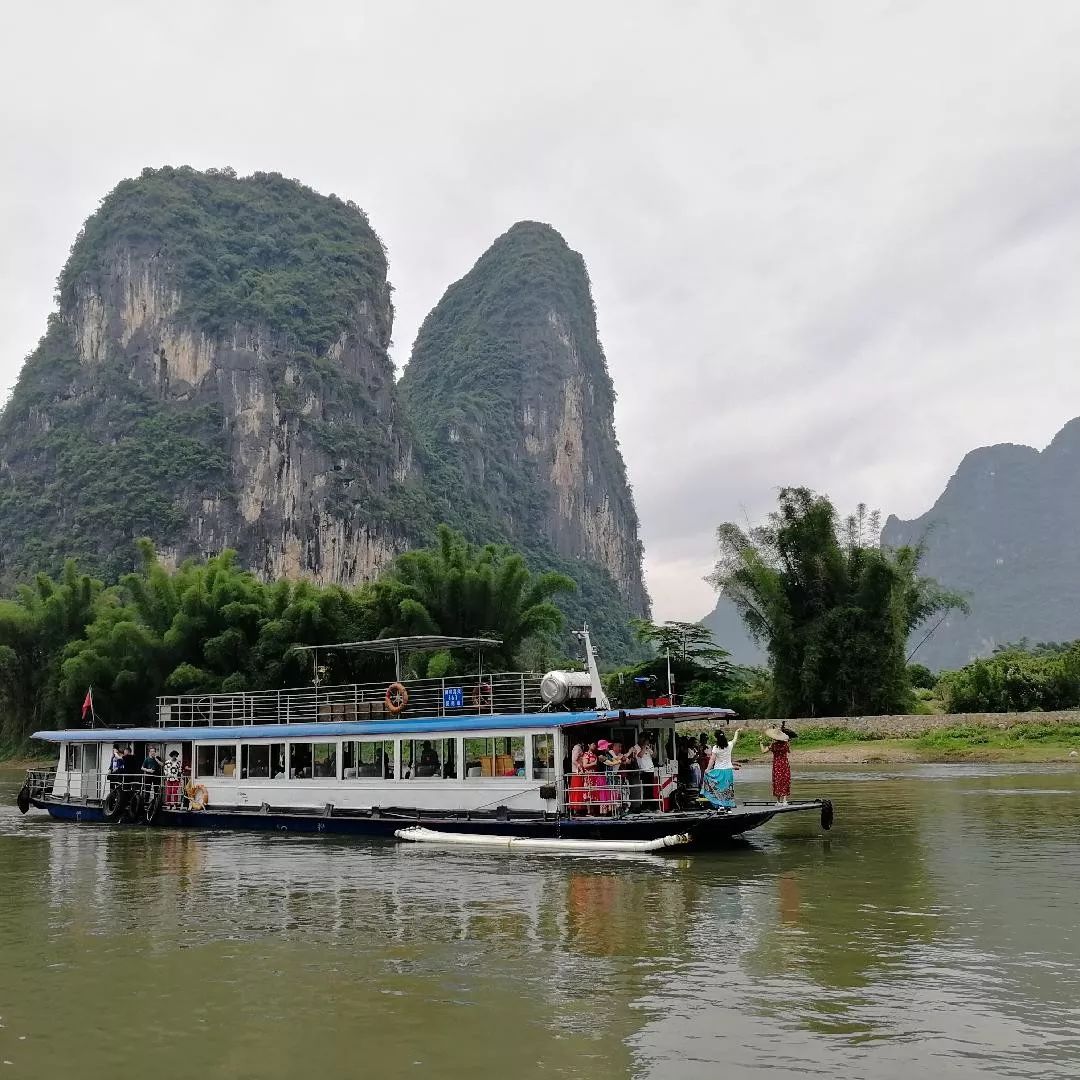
[31,706,734,743]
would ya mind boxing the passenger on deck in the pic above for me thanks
[579,741,600,815]
[142,747,164,788]
[163,750,184,808]
[628,734,656,810]
[702,729,739,809]
[108,746,125,790]
[418,740,440,776]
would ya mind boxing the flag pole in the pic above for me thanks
[90,687,96,729]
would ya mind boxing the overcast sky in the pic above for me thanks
[3,1,1080,621]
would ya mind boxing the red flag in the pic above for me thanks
[81,687,93,721]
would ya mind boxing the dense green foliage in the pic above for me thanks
[937,643,1080,713]
[0,166,402,587]
[604,619,749,711]
[400,221,647,661]
[0,528,572,751]
[710,489,967,717]
[60,166,389,351]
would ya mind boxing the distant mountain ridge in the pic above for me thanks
[882,417,1080,669]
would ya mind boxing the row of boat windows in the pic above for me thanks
[189,734,559,781]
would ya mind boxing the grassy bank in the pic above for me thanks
[784,721,1080,764]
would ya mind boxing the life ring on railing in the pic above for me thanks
[471,682,493,708]
[186,782,209,811]
[385,682,409,715]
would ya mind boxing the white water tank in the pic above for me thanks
[540,669,595,706]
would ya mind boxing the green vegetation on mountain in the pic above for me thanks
[0,166,405,589]
[400,221,649,660]
[1,170,648,664]
[59,165,390,350]
[0,528,572,751]
[710,488,967,717]
[882,417,1080,669]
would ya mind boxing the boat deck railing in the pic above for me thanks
[557,768,674,817]
[156,672,548,728]
[24,767,57,800]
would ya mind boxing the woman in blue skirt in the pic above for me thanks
[701,729,739,809]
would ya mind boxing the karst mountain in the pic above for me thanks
[0,166,649,657]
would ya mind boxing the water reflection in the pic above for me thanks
[2,765,1079,1079]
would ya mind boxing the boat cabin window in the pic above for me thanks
[532,734,556,779]
[196,746,236,779]
[241,743,285,779]
[65,744,99,772]
[464,736,525,778]
[401,738,456,779]
[287,742,336,779]
[342,740,393,779]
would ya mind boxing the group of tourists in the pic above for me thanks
[108,744,187,808]
[568,734,656,815]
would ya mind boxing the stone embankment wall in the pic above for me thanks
[731,711,1080,737]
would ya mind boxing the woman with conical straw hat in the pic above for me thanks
[760,725,795,805]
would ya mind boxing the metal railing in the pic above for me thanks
[157,672,547,727]
[24,767,57,800]
[557,768,675,817]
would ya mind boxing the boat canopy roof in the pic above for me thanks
[32,706,735,743]
[291,635,503,655]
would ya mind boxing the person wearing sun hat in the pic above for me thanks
[760,726,795,805]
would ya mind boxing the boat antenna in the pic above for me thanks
[666,649,673,703]
[573,623,611,710]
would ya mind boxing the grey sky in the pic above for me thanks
[3,1,1080,622]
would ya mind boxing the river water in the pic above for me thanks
[1,764,1078,1079]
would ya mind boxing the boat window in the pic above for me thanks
[241,743,285,779]
[196,746,236,778]
[65,744,81,771]
[342,740,393,779]
[401,738,456,779]
[289,743,314,779]
[313,742,337,778]
[463,736,526,778]
[532,734,556,779]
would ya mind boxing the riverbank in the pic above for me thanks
[692,716,1080,764]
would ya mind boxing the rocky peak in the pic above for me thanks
[882,418,1080,668]
[400,221,650,623]
[0,166,407,586]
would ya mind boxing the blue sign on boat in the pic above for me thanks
[443,687,464,708]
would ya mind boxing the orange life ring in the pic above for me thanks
[385,682,409,715]
[186,782,209,811]
[471,682,492,708]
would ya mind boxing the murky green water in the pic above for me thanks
[1,764,1078,1079]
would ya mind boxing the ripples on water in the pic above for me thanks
[1,764,1078,1080]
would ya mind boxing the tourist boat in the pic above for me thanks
[18,629,832,849]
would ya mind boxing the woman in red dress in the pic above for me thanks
[761,726,793,804]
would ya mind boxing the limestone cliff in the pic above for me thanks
[882,418,1080,669]
[0,167,412,585]
[400,222,650,649]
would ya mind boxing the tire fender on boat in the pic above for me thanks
[144,791,163,824]
[124,790,144,824]
[103,787,126,823]
[820,799,834,831]
[17,784,31,815]
[385,682,409,715]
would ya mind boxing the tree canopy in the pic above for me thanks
[0,527,573,751]
[708,488,967,717]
